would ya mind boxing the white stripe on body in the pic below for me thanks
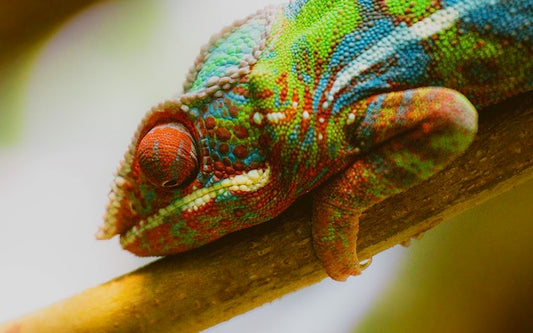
[323,0,498,109]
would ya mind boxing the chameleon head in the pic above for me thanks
[97,101,274,256]
[95,6,290,256]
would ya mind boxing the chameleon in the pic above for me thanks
[98,0,533,281]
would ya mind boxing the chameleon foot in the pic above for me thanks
[311,87,477,280]
[312,198,363,281]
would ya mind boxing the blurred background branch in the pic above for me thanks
[0,0,100,66]
[0,0,100,143]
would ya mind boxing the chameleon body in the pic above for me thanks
[99,0,533,280]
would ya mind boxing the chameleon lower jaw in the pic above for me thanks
[117,166,271,248]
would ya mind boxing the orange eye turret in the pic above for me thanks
[136,123,198,188]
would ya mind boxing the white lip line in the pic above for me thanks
[120,166,271,245]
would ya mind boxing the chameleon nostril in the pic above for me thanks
[137,122,198,189]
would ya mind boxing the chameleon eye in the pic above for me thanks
[137,123,198,188]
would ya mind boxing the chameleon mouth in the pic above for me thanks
[117,166,271,247]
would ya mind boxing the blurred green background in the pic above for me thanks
[356,179,533,333]
[1,1,531,332]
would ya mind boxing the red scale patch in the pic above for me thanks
[233,145,249,159]
[216,127,232,141]
[233,125,249,139]
[258,133,271,147]
[233,209,245,217]
[256,89,274,100]
[205,117,216,129]
[219,143,230,154]
[214,161,226,171]
[233,86,249,98]
[229,105,239,117]
[234,161,245,171]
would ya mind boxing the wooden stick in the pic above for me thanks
[2,92,532,332]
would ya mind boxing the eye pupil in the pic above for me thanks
[163,180,179,188]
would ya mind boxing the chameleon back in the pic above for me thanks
[269,0,533,114]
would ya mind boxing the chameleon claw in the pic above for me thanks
[360,257,373,271]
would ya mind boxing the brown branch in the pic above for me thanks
[1,92,532,332]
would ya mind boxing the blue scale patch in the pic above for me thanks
[330,18,396,70]
[243,150,264,165]
[312,18,395,112]
[358,0,381,13]
[285,0,309,20]
[338,40,429,106]
[314,16,431,113]
[460,0,533,43]
[214,191,238,203]
[226,89,249,106]
[301,126,316,149]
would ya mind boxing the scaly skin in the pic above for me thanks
[98,0,533,281]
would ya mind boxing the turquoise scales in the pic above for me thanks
[99,0,533,281]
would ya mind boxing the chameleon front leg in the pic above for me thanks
[312,87,478,281]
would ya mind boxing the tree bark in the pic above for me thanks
[1,92,532,333]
